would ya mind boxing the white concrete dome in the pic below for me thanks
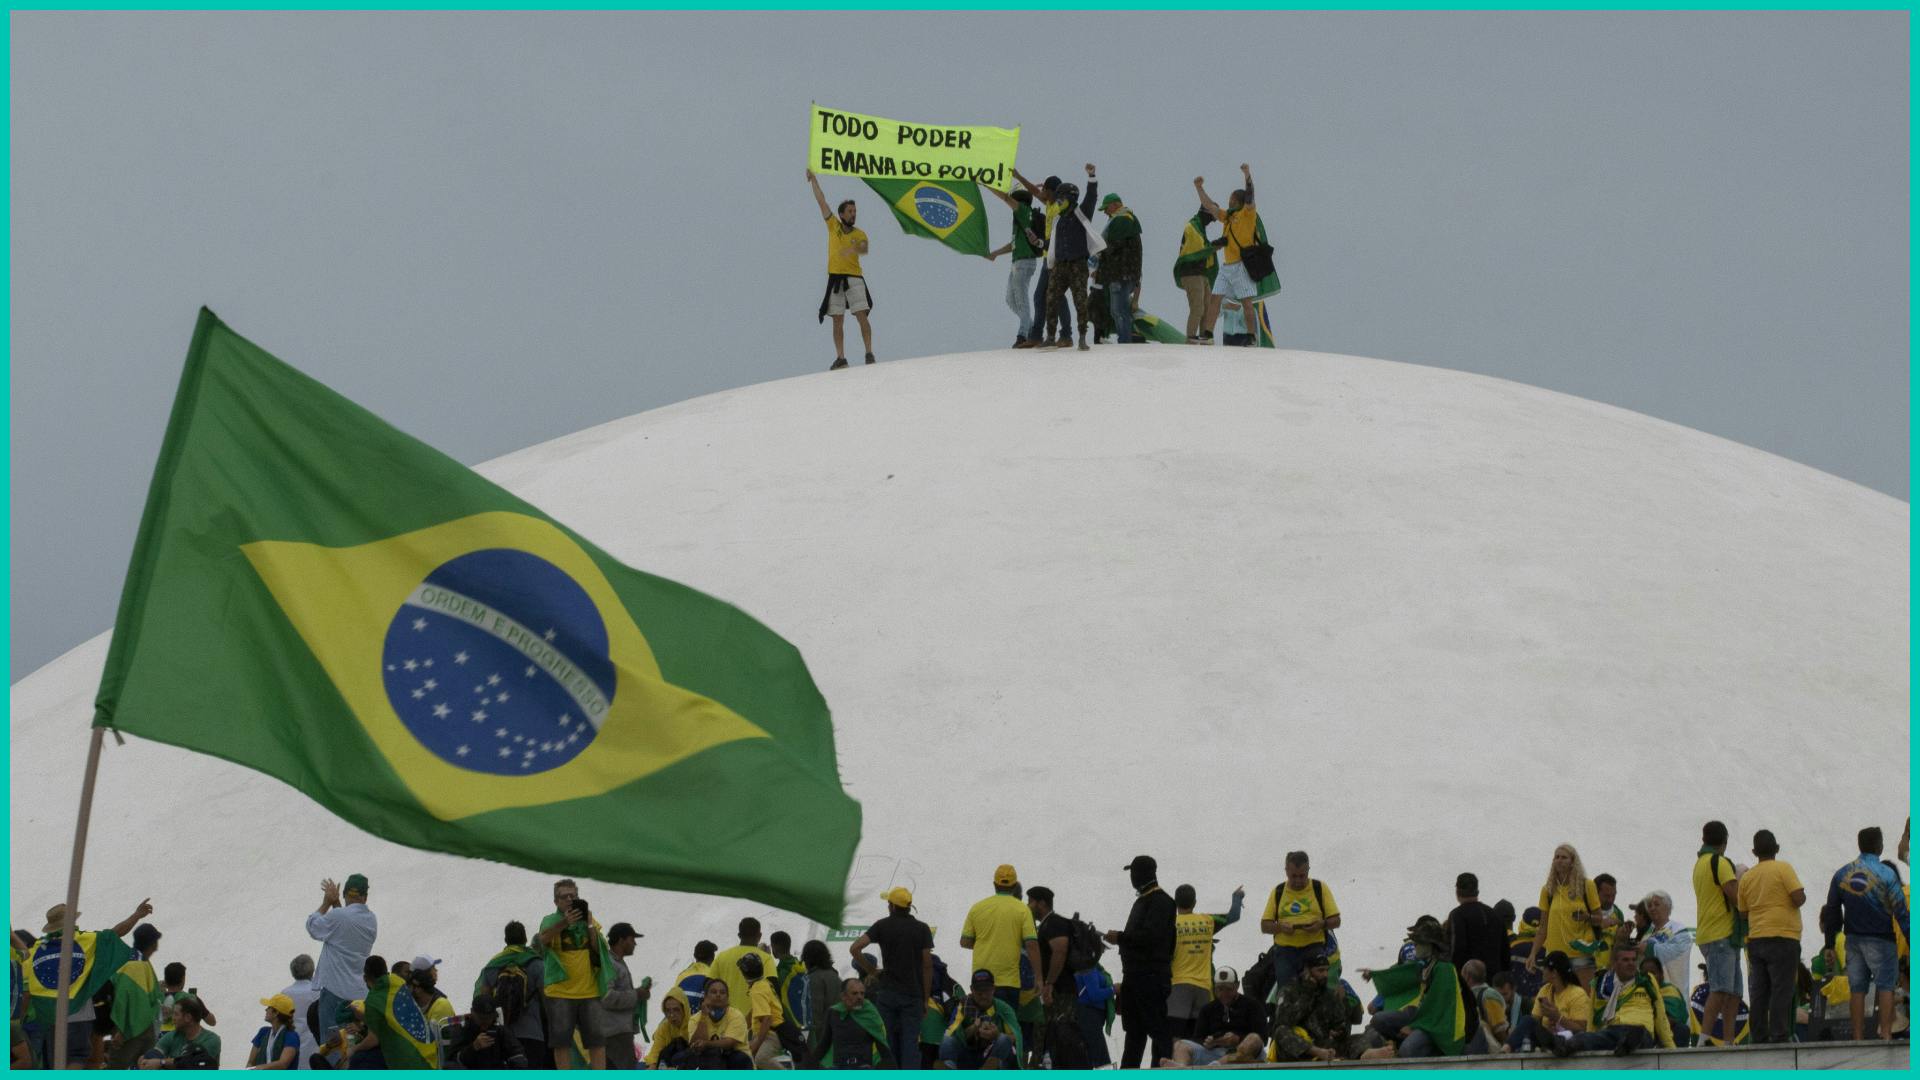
[10,346,1908,1036]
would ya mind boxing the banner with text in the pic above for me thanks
[809,104,1019,192]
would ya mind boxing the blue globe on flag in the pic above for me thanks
[381,548,616,776]
[913,186,960,230]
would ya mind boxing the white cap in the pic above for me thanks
[411,954,441,971]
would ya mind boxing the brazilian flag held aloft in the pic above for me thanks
[94,310,862,924]
[862,177,990,257]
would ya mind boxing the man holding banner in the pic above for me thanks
[807,168,875,370]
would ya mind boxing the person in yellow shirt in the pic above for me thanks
[681,980,751,1069]
[536,878,611,1070]
[959,865,1044,1008]
[739,953,787,1068]
[1691,820,1743,1047]
[1260,852,1341,994]
[1169,884,1246,1039]
[642,987,692,1068]
[806,167,874,370]
[1527,844,1602,989]
[709,918,775,1024]
[1549,940,1673,1056]
[1501,951,1588,1052]
[1193,164,1265,347]
[1736,829,1805,1043]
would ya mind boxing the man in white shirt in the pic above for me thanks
[305,874,377,1048]
[1637,891,1694,998]
[281,954,321,1070]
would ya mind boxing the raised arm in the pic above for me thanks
[1239,163,1255,207]
[1009,168,1046,201]
[111,898,154,939]
[1194,176,1221,220]
[984,184,1017,209]
[1080,164,1097,215]
[806,168,832,221]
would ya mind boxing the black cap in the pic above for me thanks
[1122,855,1157,874]
[1043,175,1061,189]
[472,991,497,1014]
[1542,951,1574,977]
[608,922,641,944]
[738,953,764,980]
[1303,947,1331,968]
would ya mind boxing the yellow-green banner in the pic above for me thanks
[808,103,1020,192]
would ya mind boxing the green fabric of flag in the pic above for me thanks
[1248,217,1282,299]
[1132,311,1189,345]
[472,945,539,999]
[94,309,862,925]
[1368,959,1424,1013]
[109,958,164,1039]
[862,178,990,256]
[365,973,439,1069]
[1369,960,1467,1054]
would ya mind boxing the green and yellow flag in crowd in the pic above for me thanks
[365,973,438,1069]
[862,178,990,257]
[109,956,164,1040]
[1368,960,1468,1055]
[25,929,131,1027]
[94,310,862,925]
[1132,311,1190,345]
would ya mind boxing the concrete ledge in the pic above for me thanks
[1234,1040,1908,1070]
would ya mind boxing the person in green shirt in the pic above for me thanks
[986,185,1049,348]
[139,997,219,1070]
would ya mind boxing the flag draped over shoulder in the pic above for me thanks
[1370,961,1468,1055]
[862,178,990,256]
[472,945,539,999]
[365,974,438,1069]
[25,930,131,1026]
[94,310,862,925]
[109,958,163,1038]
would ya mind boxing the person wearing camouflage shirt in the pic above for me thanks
[1268,948,1366,1062]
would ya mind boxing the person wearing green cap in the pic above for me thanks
[1098,193,1143,345]
[305,874,376,1050]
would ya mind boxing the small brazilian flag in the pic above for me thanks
[862,177,989,257]
[26,930,131,1027]
[94,310,862,924]
[1131,311,1190,345]
[364,973,438,1069]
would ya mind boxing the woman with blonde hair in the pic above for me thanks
[1526,844,1604,987]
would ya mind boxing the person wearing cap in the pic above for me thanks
[1736,828,1805,1043]
[1011,169,1068,346]
[103,924,166,1068]
[851,885,933,1068]
[305,873,376,1051]
[451,991,529,1069]
[30,896,153,1069]
[1446,873,1507,981]
[961,865,1045,1014]
[1096,192,1143,345]
[1104,853,1177,1068]
[596,921,643,1067]
[1501,950,1588,1052]
[739,951,795,1068]
[1163,966,1263,1066]
[1268,947,1366,1062]
[1030,164,1104,350]
[1548,939,1673,1057]
[1168,884,1245,1041]
[984,183,1049,347]
[247,994,303,1069]
[407,954,455,1028]
[939,970,1021,1069]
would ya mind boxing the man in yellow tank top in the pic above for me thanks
[1169,885,1246,1040]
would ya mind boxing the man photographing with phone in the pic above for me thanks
[537,878,613,1069]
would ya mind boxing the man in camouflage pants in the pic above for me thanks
[1268,948,1368,1063]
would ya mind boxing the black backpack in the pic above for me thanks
[1064,913,1107,973]
[493,963,532,1026]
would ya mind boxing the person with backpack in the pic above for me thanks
[1260,851,1341,1000]
[1168,885,1244,1040]
[1106,854,1176,1068]
[1024,886,1084,1066]
[1820,825,1910,1040]
[1690,822,1744,1047]
[850,887,932,1069]
[1194,164,1266,346]
[476,920,547,1069]
[449,991,529,1069]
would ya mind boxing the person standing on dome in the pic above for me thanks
[1039,164,1103,351]
[1526,844,1602,990]
[985,185,1048,348]
[304,875,375,1054]
[807,168,874,370]
[1195,163,1264,345]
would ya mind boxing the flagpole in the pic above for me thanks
[51,726,106,1071]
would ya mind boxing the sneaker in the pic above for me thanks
[1186,336,1203,345]
[864,352,876,365]
[1077,338,1090,351]
[1549,1037,1574,1059]
[1049,338,1074,350]
[1199,331,1214,342]
[830,358,848,370]
[1013,338,1037,350]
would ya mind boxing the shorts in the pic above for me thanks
[1211,259,1257,300]
[1179,1040,1229,1066]
[1700,938,1743,994]
[1845,934,1899,993]
[543,995,604,1043]
[826,277,871,316]
[1167,983,1211,1020]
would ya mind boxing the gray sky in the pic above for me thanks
[10,12,1908,676]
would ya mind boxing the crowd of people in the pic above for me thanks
[12,819,1908,1070]
[805,161,1277,370]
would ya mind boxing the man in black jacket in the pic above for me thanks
[451,993,529,1069]
[1446,873,1508,979]
[1106,854,1176,1068]
[1041,164,1101,351]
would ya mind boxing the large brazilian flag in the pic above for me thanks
[94,310,862,924]
[364,973,438,1069]
[25,930,131,1026]
[862,178,990,257]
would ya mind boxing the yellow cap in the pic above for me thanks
[881,887,914,909]
[994,864,1018,887]
[261,994,296,1017]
